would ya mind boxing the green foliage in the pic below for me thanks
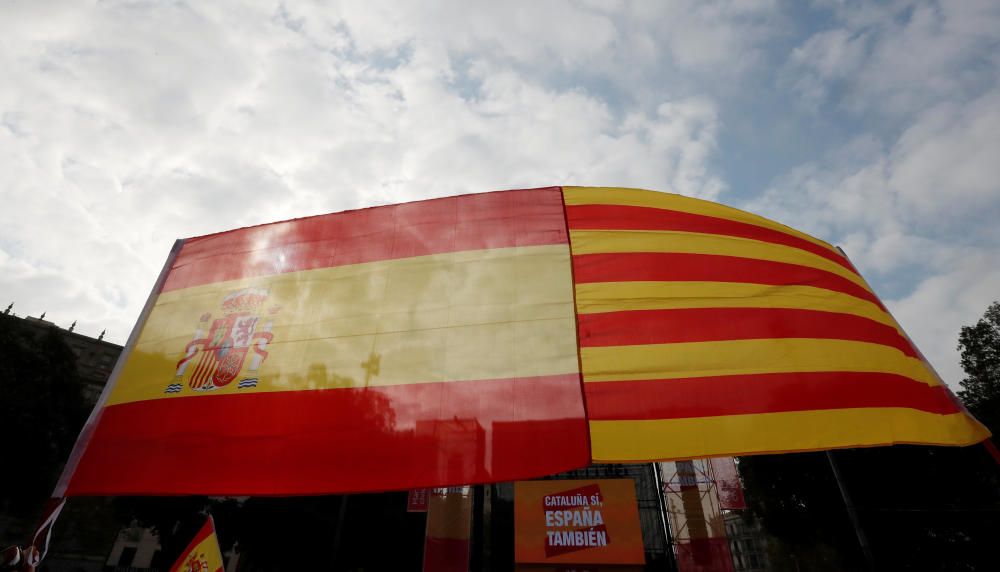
[738,301,1000,571]
[739,444,1000,570]
[0,315,123,560]
[957,301,1000,430]
[0,315,88,516]
[738,452,860,571]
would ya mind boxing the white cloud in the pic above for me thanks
[890,251,1000,387]
[752,0,1000,385]
[0,0,731,342]
[787,28,868,108]
[3,0,995,393]
[888,94,1000,220]
[787,0,1000,115]
[646,0,780,71]
[746,89,1000,385]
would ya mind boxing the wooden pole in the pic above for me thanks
[984,439,1000,466]
[826,451,875,571]
[330,495,349,565]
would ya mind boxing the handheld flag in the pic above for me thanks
[170,517,224,572]
[53,186,989,498]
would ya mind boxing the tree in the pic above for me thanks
[736,301,1000,570]
[0,315,88,521]
[737,452,861,571]
[957,301,1000,431]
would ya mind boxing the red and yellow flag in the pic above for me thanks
[55,186,988,496]
[565,186,989,460]
[169,516,224,572]
[58,189,588,495]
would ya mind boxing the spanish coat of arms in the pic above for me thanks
[167,287,276,394]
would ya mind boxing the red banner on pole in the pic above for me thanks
[662,460,735,572]
[709,457,746,510]
[408,488,430,512]
[423,487,472,572]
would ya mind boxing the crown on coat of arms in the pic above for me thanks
[221,288,269,315]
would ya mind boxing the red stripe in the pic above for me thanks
[578,307,916,357]
[188,353,203,388]
[195,351,214,389]
[191,518,215,546]
[572,252,886,310]
[190,352,211,389]
[584,372,961,420]
[567,204,853,272]
[162,188,568,292]
[423,538,471,572]
[66,374,589,496]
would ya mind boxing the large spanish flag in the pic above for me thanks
[56,186,988,496]
[58,188,589,496]
[566,186,989,461]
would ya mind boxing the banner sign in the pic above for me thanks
[514,479,645,565]
[709,457,746,510]
[408,488,430,512]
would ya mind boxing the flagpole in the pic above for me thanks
[331,495,349,565]
[823,247,875,570]
[826,451,875,570]
[984,439,1000,466]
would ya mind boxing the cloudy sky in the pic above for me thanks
[2,0,998,387]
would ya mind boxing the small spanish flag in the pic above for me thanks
[170,516,224,572]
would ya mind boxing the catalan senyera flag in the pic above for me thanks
[566,186,988,461]
[56,186,988,497]
[169,516,224,572]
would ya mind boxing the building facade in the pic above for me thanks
[724,512,769,572]
[0,311,124,572]
[18,315,121,405]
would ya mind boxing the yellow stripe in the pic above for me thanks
[563,186,841,257]
[109,244,579,406]
[581,338,938,385]
[575,281,899,330]
[184,534,224,571]
[570,229,870,292]
[589,409,990,462]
